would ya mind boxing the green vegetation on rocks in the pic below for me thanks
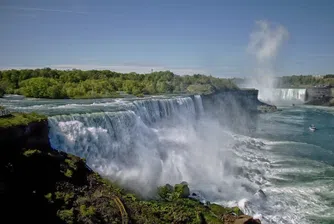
[0,68,238,98]
[158,182,190,201]
[1,144,261,224]
[23,149,42,157]
[0,111,46,128]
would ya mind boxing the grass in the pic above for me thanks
[0,112,47,128]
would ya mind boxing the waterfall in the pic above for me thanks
[47,94,263,216]
[194,95,204,116]
[48,96,204,195]
[258,88,306,103]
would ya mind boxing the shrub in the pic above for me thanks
[79,205,96,217]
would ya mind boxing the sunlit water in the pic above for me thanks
[1,94,333,224]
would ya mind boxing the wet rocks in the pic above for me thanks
[257,104,278,113]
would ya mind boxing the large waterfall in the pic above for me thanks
[47,96,212,196]
[258,88,306,103]
[46,95,264,205]
[1,93,333,223]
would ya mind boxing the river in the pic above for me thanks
[1,94,333,224]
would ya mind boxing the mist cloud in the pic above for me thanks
[247,20,289,65]
[243,20,289,101]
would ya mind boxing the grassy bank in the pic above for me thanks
[0,111,47,128]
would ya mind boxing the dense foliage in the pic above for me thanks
[0,68,238,98]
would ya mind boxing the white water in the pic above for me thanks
[258,88,306,104]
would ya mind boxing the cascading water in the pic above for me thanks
[48,97,201,195]
[194,95,204,116]
[258,88,306,104]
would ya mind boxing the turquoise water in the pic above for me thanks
[1,95,333,224]
[251,106,334,223]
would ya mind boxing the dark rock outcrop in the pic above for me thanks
[0,119,51,151]
[305,87,334,106]
[201,89,277,115]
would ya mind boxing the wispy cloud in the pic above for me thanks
[0,6,88,14]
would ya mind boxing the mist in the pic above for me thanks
[244,20,289,102]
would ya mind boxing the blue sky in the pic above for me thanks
[0,0,333,77]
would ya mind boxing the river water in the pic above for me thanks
[1,94,333,224]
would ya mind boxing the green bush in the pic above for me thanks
[64,169,73,178]
[79,205,96,217]
[158,182,190,201]
[158,184,174,200]
[174,182,190,198]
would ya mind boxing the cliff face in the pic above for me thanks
[201,89,276,115]
[0,119,51,151]
[305,87,334,106]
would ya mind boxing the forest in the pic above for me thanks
[276,74,334,88]
[231,74,334,88]
[0,68,238,99]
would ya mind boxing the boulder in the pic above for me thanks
[257,104,277,113]
[233,215,261,224]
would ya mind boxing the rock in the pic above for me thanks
[257,189,267,200]
[233,215,261,224]
[257,104,277,113]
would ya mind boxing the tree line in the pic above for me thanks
[0,68,238,98]
[231,74,334,88]
[276,75,334,88]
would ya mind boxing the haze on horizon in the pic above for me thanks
[0,0,333,78]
